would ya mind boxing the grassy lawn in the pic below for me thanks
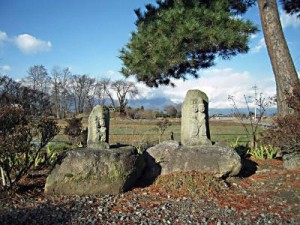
[210,120,262,145]
[108,118,264,147]
[55,116,265,147]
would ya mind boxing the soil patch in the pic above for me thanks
[0,158,299,224]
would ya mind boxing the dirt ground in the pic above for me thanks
[0,157,299,224]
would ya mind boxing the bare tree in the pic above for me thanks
[51,66,62,118]
[93,81,105,105]
[155,119,171,143]
[50,66,72,118]
[0,75,51,116]
[164,104,178,118]
[86,87,96,112]
[96,78,115,107]
[228,92,275,149]
[110,79,138,117]
[60,67,72,118]
[70,74,95,114]
[23,65,50,93]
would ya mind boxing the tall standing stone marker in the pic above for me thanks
[143,89,241,180]
[87,105,110,149]
[181,89,211,146]
[45,104,146,195]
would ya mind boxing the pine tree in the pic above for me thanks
[120,0,257,87]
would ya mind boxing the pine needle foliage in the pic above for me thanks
[280,0,300,18]
[120,0,257,87]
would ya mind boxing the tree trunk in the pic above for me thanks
[119,103,127,118]
[55,87,61,119]
[258,0,299,116]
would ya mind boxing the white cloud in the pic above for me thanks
[280,11,300,29]
[14,34,52,54]
[135,68,276,109]
[252,38,266,53]
[0,31,8,41]
[106,70,116,76]
[250,34,258,39]
[0,31,52,54]
[97,70,125,81]
[0,31,8,48]
[0,65,11,72]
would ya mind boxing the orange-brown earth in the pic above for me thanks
[0,158,299,224]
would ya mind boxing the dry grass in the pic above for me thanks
[54,116,264,147]
[109,119,263,146]
[148,171,228,198]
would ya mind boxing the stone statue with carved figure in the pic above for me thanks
[87,105,110,149]
[181,89,211,146]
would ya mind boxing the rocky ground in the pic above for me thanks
[0,158,299,225]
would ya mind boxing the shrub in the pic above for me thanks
[0,75,52,116]
[44,145,59,166]
[64,117,86,147]
[155,119,171,143]
[32,142,70,168]
[262,83,300,158]
[47,142,69,152]
[248,145,277,160]
[64,117,82,137]
[0,105,59,189]
[228,92,275,149]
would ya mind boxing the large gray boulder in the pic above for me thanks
[144,141,241,179]
[283,153,300,170]
[45,147,145,195]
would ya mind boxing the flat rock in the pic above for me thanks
[144,141,241,179]
[45,146,145,195]
[283,153,300,170]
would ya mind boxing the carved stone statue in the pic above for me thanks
[87,105,110,149]
[181,90,211,146]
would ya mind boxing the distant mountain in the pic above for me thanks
[209,108,277,116]
[128,97,174,110]
[127,97,277,116]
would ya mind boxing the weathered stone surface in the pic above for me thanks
[87,105,110,149]
[283,153,300,170]
[45,147,145,195]
[144,141,241,179]
[181,89,211,146]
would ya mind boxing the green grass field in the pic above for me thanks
[108,118,264,147]
[55,117,265,148]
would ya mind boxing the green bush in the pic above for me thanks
[262,83,300,159]
[32,143,70,168]
[249,145,277,160]
[47,142,69,152]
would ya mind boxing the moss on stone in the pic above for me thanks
[64,173,74,178]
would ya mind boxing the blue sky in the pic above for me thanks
[0,0,299,108]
